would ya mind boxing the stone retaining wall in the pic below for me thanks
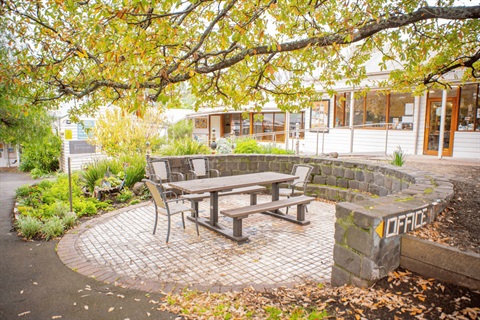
[151,154,454,287]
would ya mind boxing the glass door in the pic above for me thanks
[424,99,456,156]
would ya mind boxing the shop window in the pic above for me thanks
[334,93,350,127]
[310,100,330,131]
[353,95,365,126]
[389,92,415,130]
[458,83,479,131]
[365,91,387,127]
[290,112,305,139]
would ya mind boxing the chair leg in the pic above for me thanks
[286,195,290,214]
[166,215,171,243]
[181,212,185,229]
[193,210,199,236]
[153,205,158,235]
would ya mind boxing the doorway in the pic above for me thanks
[424,98,456,156]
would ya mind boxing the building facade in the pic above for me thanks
[190,72,480,159]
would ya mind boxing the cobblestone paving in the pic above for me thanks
[59,195,336,293]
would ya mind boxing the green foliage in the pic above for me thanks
[234,138,293,155]
[167,119,193,141]
[42,216,64,240]
[19,130,62,174]
[264,306,282,320]
[390,146,407,167]
[234,138,262,154]
[117,188,133,203]
[88,108,164,157]
[3,1,478,117]
[16,215,43,240]
[62,211,77,229]
[159,136,211,156]
[81,155,146,192]
[215,138,233,154]
[14,172,111,239]
[262,144,295,155]
[15,185,31,198]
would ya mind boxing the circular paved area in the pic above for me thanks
[58,195,335,293]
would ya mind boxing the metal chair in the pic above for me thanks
[142,179,199,243]
[147,158,185,192]
[187,156,220,179]
[279,164,313,214]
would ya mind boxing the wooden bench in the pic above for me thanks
[180,185,266,213]
[221,195,315,240]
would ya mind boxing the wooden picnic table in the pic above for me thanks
[168,172,298,241]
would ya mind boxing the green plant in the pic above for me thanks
[16,215,43,239]
[62,211,77,229]
[234,138,262,154]
[159,136,211,155]
[15,185,31,197]
[117,188,133,203]
[216,138,233,154]
[264,306,282,320]
[390,146,407,167]
[19,130,61,174]
[42,216,65,240]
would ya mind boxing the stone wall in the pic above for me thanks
[151,154,454,287]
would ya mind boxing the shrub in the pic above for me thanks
[16,216,43,239]
[159,136,211,155]
[15,185,31,197]
[19,130,61,174]
[62,211,77,229]
[117,188,133,203]
[42,216,64,240]
[215,138,233,154]
[233,138,262,154]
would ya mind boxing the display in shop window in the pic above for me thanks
[310,100,329,131]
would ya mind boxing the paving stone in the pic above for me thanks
[57,195,336,293]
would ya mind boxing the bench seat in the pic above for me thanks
[220,195,315,240]
[181,185,266,212]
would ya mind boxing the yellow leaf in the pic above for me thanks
[189,70,195,77]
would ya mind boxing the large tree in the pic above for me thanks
[1,0,479,118]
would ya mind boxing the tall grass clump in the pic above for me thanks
[390,146,407,166]
[159,136,211,155]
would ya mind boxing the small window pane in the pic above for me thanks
[390,92,415,130]
[365,91,387,127]
[458,84,478,131]
[353,96,364,126]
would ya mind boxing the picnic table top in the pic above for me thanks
[169,171,297,194]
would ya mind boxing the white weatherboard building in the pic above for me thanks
[190,62,480,159]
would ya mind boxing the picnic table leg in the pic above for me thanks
[250,193,257,205]
[271,182,280,201]
[232,218,243,238]
[209,191,219,226]
[297,204,306,222]
[271,182,281,213]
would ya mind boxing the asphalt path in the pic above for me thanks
[0,171,176,320]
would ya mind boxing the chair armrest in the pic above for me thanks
[171,171,185,181]
[150,174,162,183]
[189,170,197,179]
[210,169,220,177]
[164,190,178,199]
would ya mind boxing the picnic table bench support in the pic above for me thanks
[261,203,310,225]
[220,195,315,242]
